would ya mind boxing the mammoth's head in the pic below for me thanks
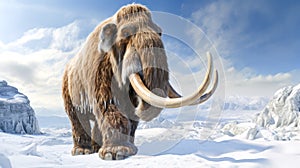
[98,4,164,84]
[97,4,218,121]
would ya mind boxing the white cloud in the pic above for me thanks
[0,21,84,115]
[15,28,53,46]
[168,54,296,99]
[51,21,82,51]
[224,67,294,97]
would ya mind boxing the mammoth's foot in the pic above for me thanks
[91,143,101,153]
[99,144,138,160]
[71,146,92,155]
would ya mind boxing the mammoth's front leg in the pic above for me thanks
[99,105,138,160]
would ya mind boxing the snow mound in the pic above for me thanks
[255,84,300,129]
[0,80,40,134]
[20,143,40,156]
[0,153,12,168]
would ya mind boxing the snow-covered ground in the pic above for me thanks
[1,84,300,167]
[1,107,300,168]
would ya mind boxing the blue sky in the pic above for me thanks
[1,0,299,74]
[0,0,299,114]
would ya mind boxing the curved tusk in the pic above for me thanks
[168,70,218,105]
[129,52,215,108]
[190,70,218,105]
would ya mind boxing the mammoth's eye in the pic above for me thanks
[120,24,137,39]
[122,30,131,38]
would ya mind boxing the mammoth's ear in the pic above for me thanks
[98,23,117,53]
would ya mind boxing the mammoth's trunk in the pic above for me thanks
[119,34,169,121]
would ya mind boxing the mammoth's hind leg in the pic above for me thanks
[63,90,92,155]
[62,71,92,155]
[67,107,93,155]
[91,121,102,153]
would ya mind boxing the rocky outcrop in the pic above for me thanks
[255,84,300,129]
[0,80,40,134]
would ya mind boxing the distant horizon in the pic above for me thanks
[1,78,272,117]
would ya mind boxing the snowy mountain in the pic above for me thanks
[255,84,300,128]
[247,84,300,140]
[223,96,269,111]
[0,80,40,134]
[194,96,269,111]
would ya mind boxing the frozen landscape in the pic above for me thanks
[0,0,299,167]
[1,83,300,168]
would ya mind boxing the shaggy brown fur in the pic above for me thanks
[62,4,168,160]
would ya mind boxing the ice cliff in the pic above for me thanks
[255,84,300,129]
[0,80,40,134]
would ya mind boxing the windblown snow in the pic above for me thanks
[1,84,300,167]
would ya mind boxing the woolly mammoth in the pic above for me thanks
[62,4,218,160]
